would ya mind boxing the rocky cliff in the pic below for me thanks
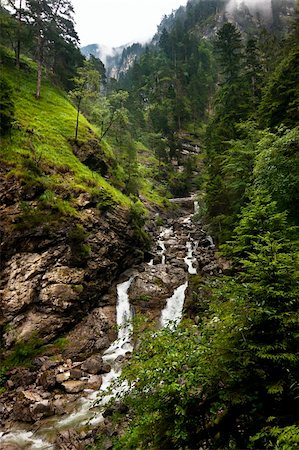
[0,163,144,352]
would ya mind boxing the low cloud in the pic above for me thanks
[226,0,273,19]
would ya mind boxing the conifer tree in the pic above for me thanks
[25,0,78,99]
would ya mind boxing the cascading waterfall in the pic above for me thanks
[157,227,173,264]
[0,278,135,449]
[0,199,210,448]
[160,282,188,329]
[57,277,135,428]
[184,239,198,275]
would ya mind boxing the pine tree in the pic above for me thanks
[25,0,78,99]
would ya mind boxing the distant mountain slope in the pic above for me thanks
[81,42,144,79]
[153,0,296,42]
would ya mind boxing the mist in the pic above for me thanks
[226,0,273,19]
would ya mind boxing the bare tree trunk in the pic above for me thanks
[99,111,116,142]
[75,99,81,142]
[36,32,43,99]
[16,0,22,69]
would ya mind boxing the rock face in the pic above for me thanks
[0,161,224,448]
[0,163,143,348]
[129,264,187,319]
[62,306,116,359]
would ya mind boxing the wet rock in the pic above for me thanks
[8,368,36,389]
[101,363,111,374]
[62,307,115,358]
[62,380,86,394]
[0,444,21,450]
[38,369,57,390]
[69,368,82,380]
[85,375,102,390]
[129,264,186,320]
[12,390,54,422]
[81,354,104,374]
[56,371,71,383]
[30,401,54,421]
[56,429,81,449]
[53,397,66,415]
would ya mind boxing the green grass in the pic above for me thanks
[0,48,132,219]
[135,141,171,207]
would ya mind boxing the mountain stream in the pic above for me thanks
[0,200,216,449]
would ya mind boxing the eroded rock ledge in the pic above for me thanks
[0,166,144,349]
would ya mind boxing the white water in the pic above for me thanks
[160,282,188,329]
[184,240,198,275]
[207,235,215,248]
[57,277,134,428]
[157,227,173,264]
[0,431,52,450]
[158,239,166,264]
[0,202,208,447]
[0,278,135,449]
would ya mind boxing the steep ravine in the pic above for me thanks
[0,199,226,449]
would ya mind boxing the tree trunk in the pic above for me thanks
[99,112,116,142]
[36,32,43,99]
[16,0,22,69]
[36,59,43,99]
[75,99,81,142]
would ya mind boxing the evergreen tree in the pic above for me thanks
[25,0,78,99]
[4,0,27,68]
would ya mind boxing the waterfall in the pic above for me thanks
[160,282,188,329]
[157,227,173,264]
[104,277,134,361]
[0,278,135,449]
[57,277,135,427]
[184,240,198,275]
[0,199,210,448]
[158,239,166,264]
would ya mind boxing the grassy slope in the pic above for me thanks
[136,141,171,207]
[0,48,132,218]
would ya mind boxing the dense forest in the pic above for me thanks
[0,0,298,449]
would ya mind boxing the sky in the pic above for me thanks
[71,0,188,48]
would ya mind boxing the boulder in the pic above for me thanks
[81,355,104,375]
[56,371,71,383]
[62,307,115,358]
[61,380,86,394]
[85,375,102,390]
[38,369,57,390]
[12,390,54,422]
[30,401,54,421]
[69,368,83,380]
